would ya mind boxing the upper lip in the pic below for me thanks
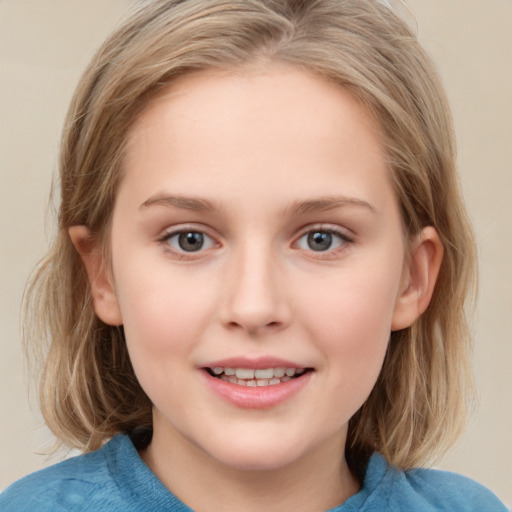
[200,356,309,370]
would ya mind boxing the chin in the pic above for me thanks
[215,450,299,473]
[203,434,310,473]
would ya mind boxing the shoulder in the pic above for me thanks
[362,453,508,512]
[0,435,136,512]
[402,465,508,512]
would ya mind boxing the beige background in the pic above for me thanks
[1,0,511,505]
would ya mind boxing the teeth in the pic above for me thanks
[210,366,308,386]
[274,367,286,378]
[254,368,274,379]
[235,368,255,379]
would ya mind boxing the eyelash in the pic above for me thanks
[157,225,354,260]
[158,226,217,259]
[293,225,353,259]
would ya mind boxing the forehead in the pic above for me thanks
[120,64,393,214]
[126,65,383,154]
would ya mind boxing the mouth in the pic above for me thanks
[205,366,313,387]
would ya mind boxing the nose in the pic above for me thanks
[219,241,291,335]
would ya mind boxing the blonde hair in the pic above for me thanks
[24,0,477,468]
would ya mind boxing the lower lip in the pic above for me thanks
[202,370,313,409]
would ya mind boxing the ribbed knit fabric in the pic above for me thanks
[0,434,507,511]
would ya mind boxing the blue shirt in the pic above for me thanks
[0,434,507,511]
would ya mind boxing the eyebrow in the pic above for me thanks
[140,194,219,212]
[288,196,377,215]
[140,193,377,215]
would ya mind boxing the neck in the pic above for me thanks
[141,425,361,512]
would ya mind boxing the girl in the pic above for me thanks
[1,0,507,510]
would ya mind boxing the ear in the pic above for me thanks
[391,226,443,331]
[69,225,123,326]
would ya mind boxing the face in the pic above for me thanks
[104,65,410,472]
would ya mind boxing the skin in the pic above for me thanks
[71,64,442,512]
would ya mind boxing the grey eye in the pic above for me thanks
[296,230,346,252]
[178,232,204,252]
[306,231,333,251]
[166,231,215,252]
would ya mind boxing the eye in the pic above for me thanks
[296,229,349,252]
[163,230,216,253]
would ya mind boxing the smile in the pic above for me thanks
[207,367,309,387]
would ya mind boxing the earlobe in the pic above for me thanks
[68,225,123,326]
[391,226,443,331]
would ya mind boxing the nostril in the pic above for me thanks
[224,319,282,334]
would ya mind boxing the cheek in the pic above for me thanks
[305,267,399,333]
[113,262,220,409]
[299,262,401,378]
[113,258,219,356]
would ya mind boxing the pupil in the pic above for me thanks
[307,231,332,251]
[178,232,204,252]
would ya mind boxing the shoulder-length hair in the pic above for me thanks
[24,0,476,468]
